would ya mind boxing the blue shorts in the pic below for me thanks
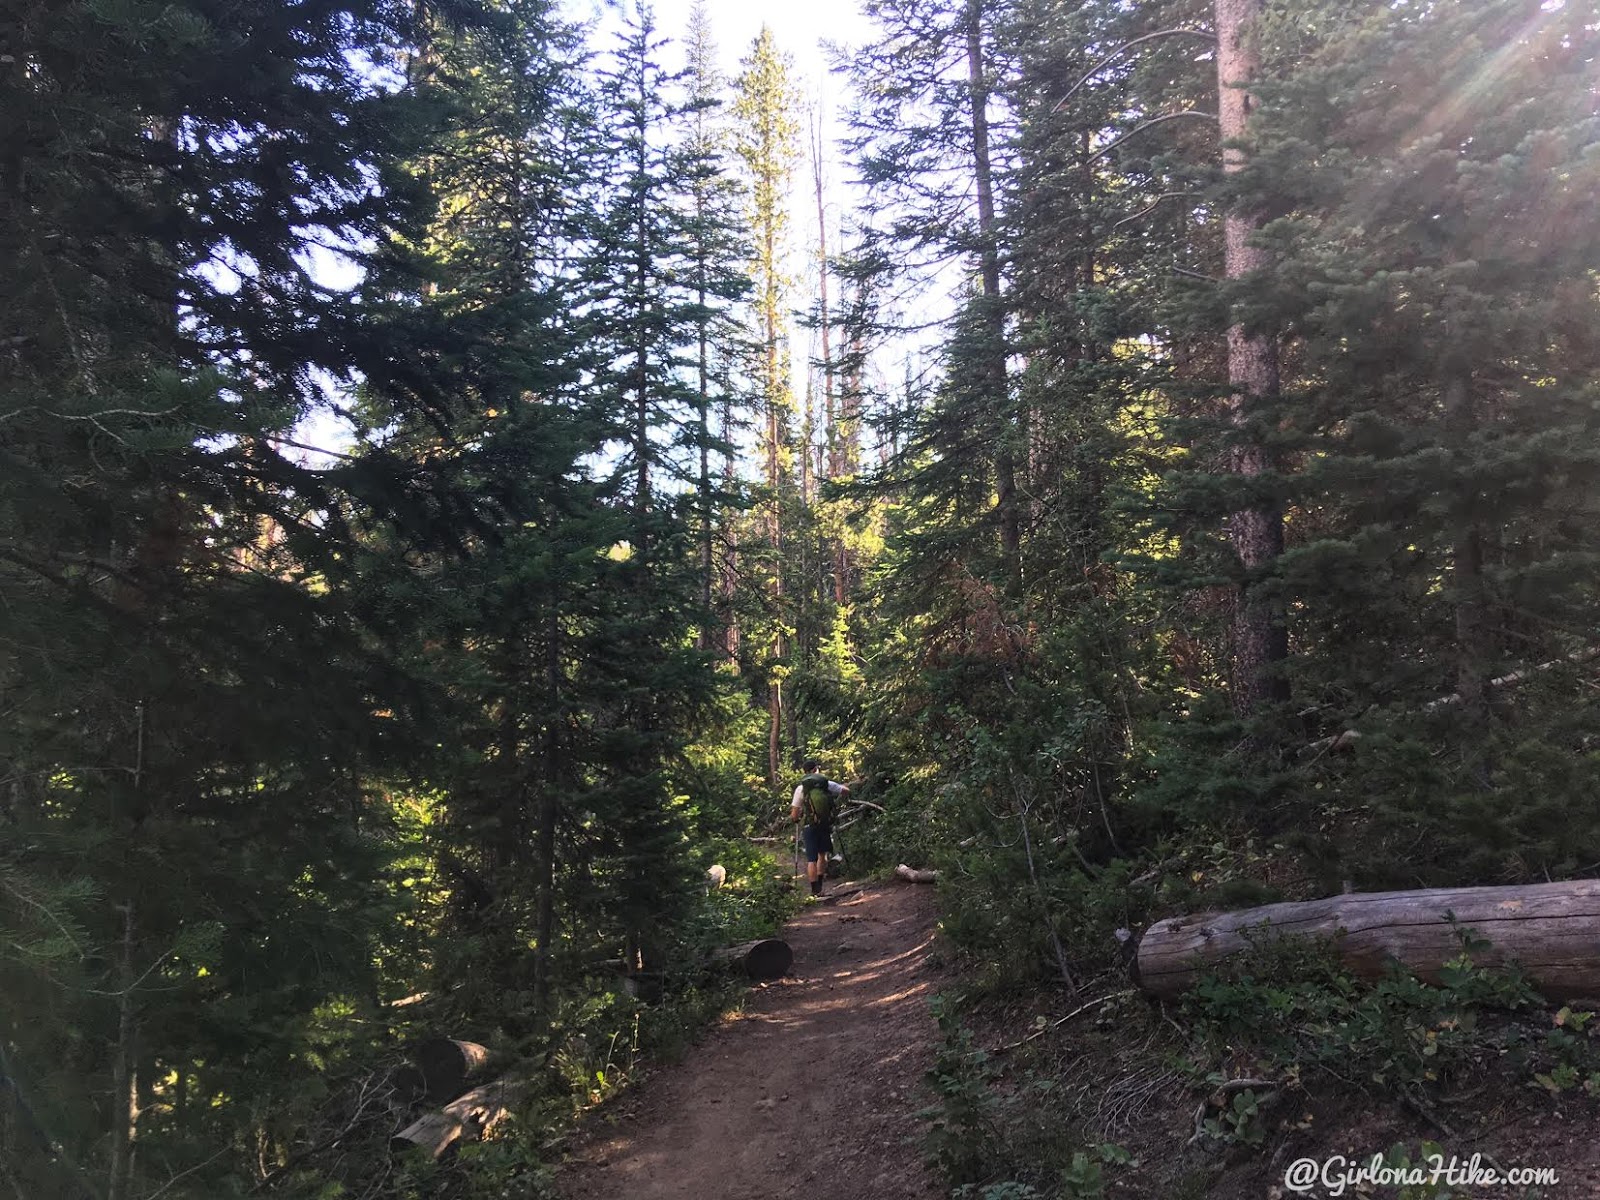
[801,824,833,863]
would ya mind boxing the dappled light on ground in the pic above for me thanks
[559,882,946,1200]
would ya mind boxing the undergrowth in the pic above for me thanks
[386,842,802,1199]
[922,923,1600,1199]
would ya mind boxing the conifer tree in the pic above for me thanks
[1249,0,1600,879]
[733,27,803,784]
[682,0,754,658]
[0,0,455,1192]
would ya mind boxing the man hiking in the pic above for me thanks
[791,758,849,897]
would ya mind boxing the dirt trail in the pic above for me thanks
[559,881,946,1200]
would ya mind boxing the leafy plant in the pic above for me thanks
[921,995,1002,1186]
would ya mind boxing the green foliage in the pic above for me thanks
[923,994,1136,1197]
[1198,1087,1270,1149]
[1374,1141,1460,1200]
[11,0,1600,1192]
[1059,1143,1134,1200]
[1183,929,1540,1095]
[922,995,1003,1187]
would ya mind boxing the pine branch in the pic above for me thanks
[1051,29,1217,113]
[1086,111,1218,166]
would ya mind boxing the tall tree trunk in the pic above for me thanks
[766,280,784,786]
[532,614,560,1019]
[768,681,783,785]
[812,110,850,607]
[965,0,1018,583]
[697,272,714,651]
[836,284,866,602]
[1216,0,1288,719]
[812,112,835,481]
[107,902,137,1200]
[1446,373,1487,713]
[720,392,739,661]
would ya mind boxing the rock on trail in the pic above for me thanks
[559,881,946,1200]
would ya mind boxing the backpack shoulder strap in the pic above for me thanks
[798,774,830,822]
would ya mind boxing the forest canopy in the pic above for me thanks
[3,0,1598,1195]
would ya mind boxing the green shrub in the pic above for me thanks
[1182,927,1540,1095]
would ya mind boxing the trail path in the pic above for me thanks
[559,881,946,1200]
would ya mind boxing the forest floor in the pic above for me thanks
[952,984,1600,1199]
[557,879,946,1200]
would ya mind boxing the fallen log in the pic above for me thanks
[1136,879,1600,1001]
[895,864,937,884]
[391,1075,530,1158]
[713,938,793,980]
[410,1038,490,1101]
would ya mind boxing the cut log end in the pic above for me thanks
[410,1038,490,1102]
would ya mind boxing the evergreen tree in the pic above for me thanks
[1251,0,1600,880]
[682,0,755,657]
[733,27,803,784]
[0,0,454,1193]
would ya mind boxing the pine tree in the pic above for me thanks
[1248,0,1600,880]
[682,0,754,658]
[0,0,454,1192]
[733,27,803,785]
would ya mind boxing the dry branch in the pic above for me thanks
[995,991,1132,1054]
[894,864,938,884]
[1303,647,1600,757]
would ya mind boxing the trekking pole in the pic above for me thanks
[793,820,802,882]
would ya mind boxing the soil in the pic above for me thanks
[558,881,947,1200]
[960,987,1600,1198]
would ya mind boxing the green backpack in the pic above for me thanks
[798,774,835,827]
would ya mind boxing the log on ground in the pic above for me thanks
[713,938,793,980]
[409,1037,490,1101]
[1136,879,1600,1001]
[895,864,937,884]
[391,1075,530,1159]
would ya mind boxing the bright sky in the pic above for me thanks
[591,0,876,121]
[582,0,887,384]
[293,0,891,465]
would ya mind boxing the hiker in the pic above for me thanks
[791,758,848,897]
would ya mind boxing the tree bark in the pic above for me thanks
[402,1039,491,1103]
[1136,880,1600,1000]
[106,902,137,1200]
[391,1076,531,1159]
[966,0,1018,582]
[1216,0,1288,719]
